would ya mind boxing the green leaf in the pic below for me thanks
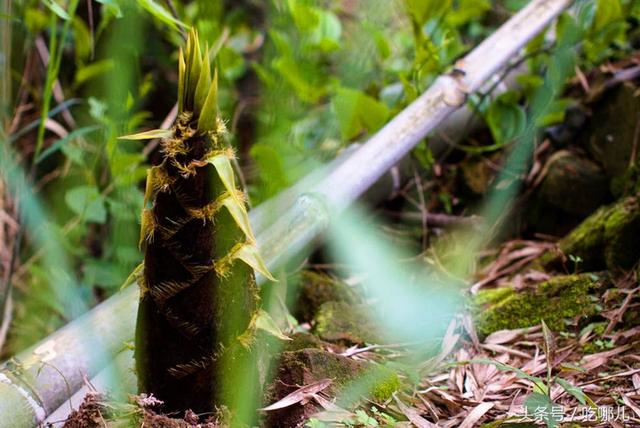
[234,244,277,282]
[83,259,127,289]
[333,87,390,141]
[288,0,320,31]
[404,0,452,25]
[555,378,587,406]
[60,143,86,165]
[137,0,186,30]
[43,0,71,20]
[486,93,526,145]
[469,359,548,395]
[447,0,491,26]
[555,12,582,48]
[24,8,50,34]
[536,98,574,127]
[87,97,107,122]
[197,68,219,133]
[503,0,528,12]
[250,143,289,199]
[95,0,123,18]
[594,0,623,32]
[524,392,560,428]
[71,17,92,62]
[272,56,324,104]
[118,129,173,141]
[74,59,115,87]
[36,126,100,164]
[65,185,107,224]
[255,310,291,341]
[312,10,342,52]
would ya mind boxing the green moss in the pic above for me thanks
[369,368,401,402]
[585,83,640,197]
[581,342,601,354]
[545,195,640,271]
[284,332,324,352]
[474,287,514,306]
[294,271,360,322]
[313,302,383,344]
[474,274,605,337]
[278,348,366,390]
[603,196,640,270]
[538,150,608,216]
[553,205,609,270]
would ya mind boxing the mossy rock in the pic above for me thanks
[294,271,360,323]
[583,82,640,197]
[283,332,325,352]
[313,301,384,345]
[473,274,607,337]
[459,155,497,196]
[544,195,640,272]
[368,366,401,402]
[264,349,400,427]
[602,196,640,269]
[537,150,609,216]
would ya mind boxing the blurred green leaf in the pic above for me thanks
[43,0,71,21]
[486,92,526,145]
[447,0,491,27]
[60,143,86,165]
[137,0,186,30]
[255,309,291,341]
[36,125,100,164]
[312,10,342,52]
[250,143,289,199]
[65,185,107,224]
[470,359,548,395]
[524,393,560,428]
[25,7,50,34]
[404,0,452,26]
[504,0,528,12]
[594,0,623,31]
[273,56,325,103]
[288,0,320,30]
[75,59,116,87]
[555,378,587,406]
[83,258,126,289]
[333,87,390,140]
[96,0,123,18]
[536,98,574,127]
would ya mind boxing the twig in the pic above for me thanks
[163,0,186,40]
[384,210,483,229]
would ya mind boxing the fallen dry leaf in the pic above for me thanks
[394,396,438,428]
[259,379,332,411]
[458,402,494,428]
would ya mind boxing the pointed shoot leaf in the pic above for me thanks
[208,153,237,198]
[197,68,218,133]
[222,197,255,241]
[255,309,291,341]
[118,129,173,141]
[235,244,276,282]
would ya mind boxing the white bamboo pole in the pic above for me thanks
[318,0,572,211]
[0,1,573,425]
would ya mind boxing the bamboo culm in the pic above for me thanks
[125,30,274,414]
